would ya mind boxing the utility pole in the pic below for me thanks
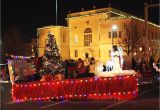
[144,2,160,61]
[56,0,58,25]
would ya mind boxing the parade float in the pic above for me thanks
[9,33,138,102]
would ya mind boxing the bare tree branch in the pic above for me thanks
[118,22,142,55]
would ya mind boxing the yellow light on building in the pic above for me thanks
[139,47,142,51]
[149,47,151,51]
[112,25,118,48]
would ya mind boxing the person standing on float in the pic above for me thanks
[111,45,122,72]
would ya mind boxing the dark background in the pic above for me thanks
[1,0,159,40]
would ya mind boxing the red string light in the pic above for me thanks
[12,75,138,101]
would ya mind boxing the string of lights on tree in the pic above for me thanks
[42,32,65,75]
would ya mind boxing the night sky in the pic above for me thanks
[2,0,159,41]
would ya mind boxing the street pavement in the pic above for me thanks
[0,81,159,110]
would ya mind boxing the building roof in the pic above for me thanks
[37,25,69,30]
[67,7,128,18]
[67,7,160,28]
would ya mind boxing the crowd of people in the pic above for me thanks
[1,54,160,82]
[63,57,97,79]
[132,55,160,77]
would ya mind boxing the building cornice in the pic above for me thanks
[67,7,160,28]
[37,25,69,30]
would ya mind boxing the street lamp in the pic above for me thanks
[112,25,118,49]
[144,2,160,61]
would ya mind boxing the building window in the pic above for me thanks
[75,50,78,57]
[74,35,78,43]
[112,31,117,38]
[151,32,154,41]
[156,49,158,54]
[119,31,122,38]
[84,28,92,46]
[109,50,111,57]
[109,32,111,38]
[155,33,157,42]
[62,34,66,43]
[143,30,145,36]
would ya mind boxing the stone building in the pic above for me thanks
[38,7,160,63]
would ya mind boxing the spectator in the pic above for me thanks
[35,57,43,73]
[67,59,77,79]
[64,60,69,79]
[149,56,155,68]
[76,58,86,78]
[157,57,160,68]
[139,57,147,74]
[132,56,138,71]
[84,53,90,73]
[88,57,96,77]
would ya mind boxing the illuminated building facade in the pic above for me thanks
[38,7,160,63]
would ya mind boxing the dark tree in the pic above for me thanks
[118,23,142,55]
[1,26,32,63]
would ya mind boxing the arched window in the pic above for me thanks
[84,28,92,46]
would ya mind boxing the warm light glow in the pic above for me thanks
[149,47,151,51]
[112,25,118,30]
[139,47,142,51]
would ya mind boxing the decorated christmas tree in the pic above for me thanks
[42,32,65,76]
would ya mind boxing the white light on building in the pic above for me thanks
[112,25,118,30]
[149,47,151,51]
[74,35,78,43]
[139,47,142,51]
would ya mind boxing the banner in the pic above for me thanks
[8,58,36,85]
